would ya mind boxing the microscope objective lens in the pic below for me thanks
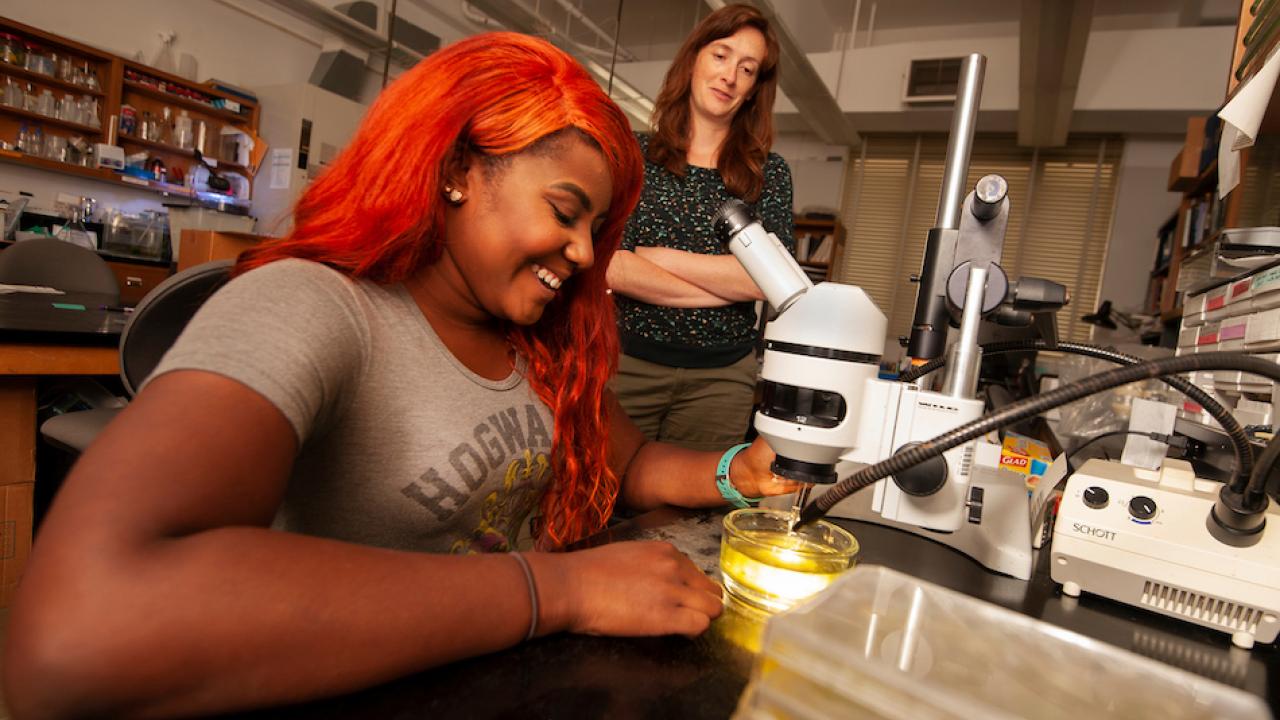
[789,484,814,534]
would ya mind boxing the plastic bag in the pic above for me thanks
[1051,344,1176,446]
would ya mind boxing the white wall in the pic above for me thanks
[5,0,328,93]
[1076,27,1233,111]
[772,134,848,213]
[1098,136,1184,314]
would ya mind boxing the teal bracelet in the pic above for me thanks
[716,443,762,508]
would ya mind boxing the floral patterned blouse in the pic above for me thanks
[616,133,795,368]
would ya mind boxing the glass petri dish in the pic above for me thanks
[719,507,858,614]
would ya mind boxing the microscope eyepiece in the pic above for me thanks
[712,198,755,246]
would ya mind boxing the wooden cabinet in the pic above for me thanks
[0,17,113,172]
[0,15,260,203]
[794,217,845,283]
[177,230,262,271]
[105,259,169,306]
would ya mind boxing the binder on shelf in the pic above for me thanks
[807,234,833,263]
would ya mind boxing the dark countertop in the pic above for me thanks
[0,290,125,343]
[234,508,1278,719]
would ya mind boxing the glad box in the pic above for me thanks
[999,432,1052,489]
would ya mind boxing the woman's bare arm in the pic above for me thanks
[4,371,721,719]
[606,394,799,512]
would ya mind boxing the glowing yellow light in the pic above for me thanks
[719,510,857,615]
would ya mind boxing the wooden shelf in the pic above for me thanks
[119,133,197,157]
[0,148,195,199]
[0,61,105,97]
[122,80,249,124]
[117,135,251,176]
[0,104,103,136]
[1187,230,1224,257]
[1189,159,1218,196]
[1161,306,1184,322]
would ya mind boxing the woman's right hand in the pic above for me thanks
[527,542,723,638]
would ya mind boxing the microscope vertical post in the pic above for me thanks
[906,53,987,363]
[942,264,989,398]
[936,54,986,230]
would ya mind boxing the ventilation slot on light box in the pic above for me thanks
[1140,581,1263,633]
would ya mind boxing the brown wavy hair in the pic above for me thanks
[647,4,779,201]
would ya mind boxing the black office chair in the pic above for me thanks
[0,237,120,303]
[40,259,235,453]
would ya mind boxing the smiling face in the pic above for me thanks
[688,25,767,125]
[435,132,613,327]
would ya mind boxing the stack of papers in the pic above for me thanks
[0,284,65,295]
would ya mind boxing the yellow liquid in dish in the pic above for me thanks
[720,529,853,614]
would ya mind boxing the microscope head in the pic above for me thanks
[751,283,888,484]
[712,199,888,484]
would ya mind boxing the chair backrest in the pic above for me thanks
[119,259,234,396]
[0,238,120,302]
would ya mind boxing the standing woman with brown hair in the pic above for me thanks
[608,3,794,456]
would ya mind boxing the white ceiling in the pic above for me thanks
[556,0,1237,61]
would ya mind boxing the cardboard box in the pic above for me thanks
[178,230,263,271]
[1000,432,1052,490]
[0,482,33,608]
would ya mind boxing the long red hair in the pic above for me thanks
[237,33,643,549]
[648,4,779,201]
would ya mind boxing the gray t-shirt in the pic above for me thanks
[150,259,554,554]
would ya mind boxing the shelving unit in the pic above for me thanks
[114,133,251,176]
[0,15,260,203]
[0,17,113,169]
[793,217,845,283]
[122,79,250,123]
[1148,9,1280,328]
[0,103,101,135]
[1,61,105,97]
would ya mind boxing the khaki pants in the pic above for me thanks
[611,352,759,452]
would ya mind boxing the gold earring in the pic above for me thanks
[445,186,463,204]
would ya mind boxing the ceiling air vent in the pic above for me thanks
[904,57,963,104]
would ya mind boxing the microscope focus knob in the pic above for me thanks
[890,442,948,497]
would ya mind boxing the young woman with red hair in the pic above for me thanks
[609,4,794,452]
[4,33,797,718]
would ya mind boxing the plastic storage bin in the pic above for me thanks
[734,565,1270,720]
[102,210,168,260]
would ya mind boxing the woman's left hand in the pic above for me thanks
[729,436,805,499]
